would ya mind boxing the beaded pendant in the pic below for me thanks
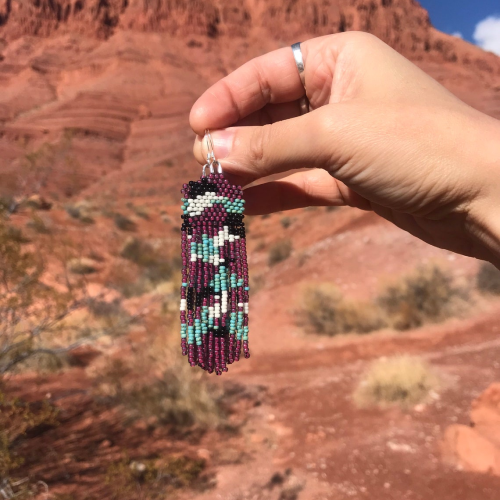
[179,131,250,375]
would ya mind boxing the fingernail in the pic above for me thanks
[210,130,235,160]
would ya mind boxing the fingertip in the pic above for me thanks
[189,99,208,135]
[193,135,205,165]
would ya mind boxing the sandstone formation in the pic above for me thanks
[0,0,499,198]
[443,383,500,476]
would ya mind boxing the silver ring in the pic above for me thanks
[291,42,310,115]
[291,42,306,89]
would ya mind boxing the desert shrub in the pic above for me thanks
[476,262,500,295]
[66,257,98,275]
[119,237,176,288]
[0,388,59,478]
[90,336,221,428]
[325,206,340,212]
[114,213,136,232]
[353,356,439,408]
[4,226,29,244]
[105,455,208,499]
[126,202,150,220]
[268,239,292,266]
[65,203,94,224]
[0,217,107,374]
[301,285,384,336]
[280,217,292,229]
[26,214,51,234]
[87,298,132,333]
[24,195,51,211]
[0,195,17,214]
[376,265,467,330]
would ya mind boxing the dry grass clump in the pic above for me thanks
[377,265,467,330]
[268,239,292,266]
[301,285,384,336]
[90,338,222,429]
[105,455,209,499]
[354,356,439,408]
[476,262,500,295]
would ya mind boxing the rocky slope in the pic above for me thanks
[0,1,499,199]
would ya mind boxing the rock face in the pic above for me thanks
[1,0,499,71]
[2,0,431,43]
[443,384,500,475]
[0,0,498,198]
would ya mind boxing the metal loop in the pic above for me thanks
[203,129,223,176]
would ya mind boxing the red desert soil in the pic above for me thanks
[1,0,500,498]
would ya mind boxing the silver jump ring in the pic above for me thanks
[291,42,310,115]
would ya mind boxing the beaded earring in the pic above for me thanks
[179,130,250,375]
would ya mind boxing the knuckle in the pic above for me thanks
[249,124,273,166]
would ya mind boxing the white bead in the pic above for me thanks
[187,235,192,239]
[235,235,240,240]
[215,295,220,299]
[238,303,243,307]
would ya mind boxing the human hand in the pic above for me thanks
[190,32,500,265]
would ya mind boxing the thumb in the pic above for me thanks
[193,105,350,186]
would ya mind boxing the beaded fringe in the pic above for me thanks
[180,173,250,375]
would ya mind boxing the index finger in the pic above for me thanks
[189,45,307,135]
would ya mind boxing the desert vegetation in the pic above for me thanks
[300,265,469,336]
[301,284,384,335]
[90,337,222,428]
[0,206,224,497]
[115,236,179,297]
[476,262,500,295]
[268,239,293,266]
[354,356,439,408]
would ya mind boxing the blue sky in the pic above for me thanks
[419,0,500,55]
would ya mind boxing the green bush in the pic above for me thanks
[301,285,384,336]
[376,265,467,330]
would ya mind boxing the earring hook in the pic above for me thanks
[203,129,223,176]
[205,129,216,164]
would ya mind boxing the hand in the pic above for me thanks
[190,32,500,266]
